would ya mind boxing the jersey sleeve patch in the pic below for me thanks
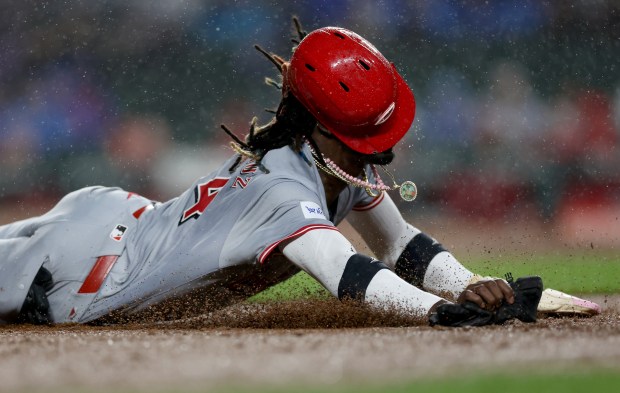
[300,201,327,219]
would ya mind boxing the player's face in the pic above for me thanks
[365,149,394,165]
[313,125,364,175]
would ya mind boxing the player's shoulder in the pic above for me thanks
[242,147,324,208]
[262,145,313,174]
[251,145,320,192]
[189,145,323,211]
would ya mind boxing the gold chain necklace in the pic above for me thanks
[307,147,418,202]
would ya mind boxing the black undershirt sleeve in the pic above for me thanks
[17,266,54,325]
[394,233,447,289]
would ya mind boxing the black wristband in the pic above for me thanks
[395,233,447,288]
[338,254,389,301]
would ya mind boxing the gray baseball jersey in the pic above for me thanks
[0,144,375,323]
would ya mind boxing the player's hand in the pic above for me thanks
[457,278,515,311]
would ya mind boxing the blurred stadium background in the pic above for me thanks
[1,0,618,248]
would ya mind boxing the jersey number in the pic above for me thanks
[178,177,229,225]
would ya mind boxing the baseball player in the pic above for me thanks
[0,21,600,326]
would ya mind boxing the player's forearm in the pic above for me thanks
[348,193,418,265]
[348,193,474,297]
[364,268,444,315]
[335,253,444,316]
[281,230,443,315]
[378,226,475,298]
[280,229,356,296]
[395,238,475,299]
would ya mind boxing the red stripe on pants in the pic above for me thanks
[78,255,119,294]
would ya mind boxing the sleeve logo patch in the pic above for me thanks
[110,224,128,242]
[300,201,326,220]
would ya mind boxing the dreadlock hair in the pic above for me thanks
[221,17,327,173]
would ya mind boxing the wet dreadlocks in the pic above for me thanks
[221,17,327,173]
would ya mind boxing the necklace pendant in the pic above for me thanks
[399,181,417,202]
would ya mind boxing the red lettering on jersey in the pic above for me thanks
[241,162,258,174]
[231,176,252,189]
[179,177,229,225]
[132,204,154,219]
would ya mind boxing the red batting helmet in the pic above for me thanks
[286,27,415,155]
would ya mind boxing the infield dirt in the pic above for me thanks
[1,294,619,393]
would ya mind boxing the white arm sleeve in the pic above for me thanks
[348,193,475,298]
[349,194,421,266]
[281,229,356,296]
[423,252,475,298]
[365,269,444,315]
[281,229,444,316]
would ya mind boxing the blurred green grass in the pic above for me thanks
[63,369,618,393]
[460,252,619,294]
[251,251,620,302]
[223,370,620,393]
